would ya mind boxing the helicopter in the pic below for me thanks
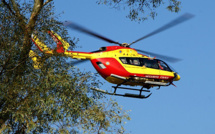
[30,13,194,99]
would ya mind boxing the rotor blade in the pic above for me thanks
[136,49,181,63]
[129,13,194,46]
[63,21,121,45]
[71,59,88,65]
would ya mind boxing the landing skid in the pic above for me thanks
[91,85,152,99]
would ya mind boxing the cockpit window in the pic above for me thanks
[158,60,171,71]
[119,57,172,71]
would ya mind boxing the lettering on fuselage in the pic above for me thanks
[145,75,159,79]
[145,75,170,80]
[160,76,170,79]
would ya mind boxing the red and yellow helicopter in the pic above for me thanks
[30,13,193,99]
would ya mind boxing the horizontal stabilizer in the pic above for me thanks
[29,50,43,69]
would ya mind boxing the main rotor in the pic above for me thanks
[63,13,194,62]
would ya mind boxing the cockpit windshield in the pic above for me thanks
[120,57,172,71]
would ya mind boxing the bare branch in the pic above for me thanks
[43,0,53,6]
[10,0,26,30]
[0,53,11,76]
[5,56,29,72]
[2,0,15,16]
[27,0,44,32]
[15,0,44,76]
[11,0,23,19]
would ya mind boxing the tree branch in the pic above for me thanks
[11,0,26,30]
[43,0,53,6]
[11,0,24,20]
[27,0,44,31]
[2,0,15,15]
[5,56,29,72]
[14,0,44,77]
[0,53,11,76]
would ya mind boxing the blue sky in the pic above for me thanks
[54,1,215,134]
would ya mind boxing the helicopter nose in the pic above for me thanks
[174,73,180,81]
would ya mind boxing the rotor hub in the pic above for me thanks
[120,43,129,47]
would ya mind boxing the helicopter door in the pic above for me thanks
[140,58,160,78]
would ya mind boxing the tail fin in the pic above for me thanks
[31,34,52,54]
[29,50,44,69]
[30,31,71,69]
[31,31,70,54]
[48,31,70,53]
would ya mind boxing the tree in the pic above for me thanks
[0,0,130,133]
[97,0,181,21]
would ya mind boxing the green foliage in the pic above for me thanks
[0,1,130,133]
[97,0,181,22]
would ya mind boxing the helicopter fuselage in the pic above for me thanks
[64,46,180,88]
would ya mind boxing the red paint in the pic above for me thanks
[104,46,135,52]
[91,58,130,79]
[31,38,43,52]
[56,42,64,53]
[48,31,64,53]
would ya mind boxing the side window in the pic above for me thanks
[140,58,158,69]
[120,57,160,69]
[120,57,171,71]
[132,58,140,66]
[120,58,127,64]
[120,57,140,66]
[129,59,133,64]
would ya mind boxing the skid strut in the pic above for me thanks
[112,85,152,99]
[91,84,152,99]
